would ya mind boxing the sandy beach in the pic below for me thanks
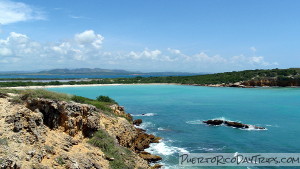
[2,83,178,89]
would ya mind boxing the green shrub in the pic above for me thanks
[88,129,133,169]
[71,95,112,112]
[96,96,117,104]
[71,95,92,103]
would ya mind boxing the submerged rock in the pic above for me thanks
[203,119,266,130]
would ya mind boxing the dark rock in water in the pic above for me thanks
[152,164,163,169]
[203,120,224,126]
[254,126,266,130]
[203,119,266,130]
[139,151,162,163]
[224,121,248,128]
[133,119,143,126]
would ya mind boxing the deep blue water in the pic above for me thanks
[48,85,300,169]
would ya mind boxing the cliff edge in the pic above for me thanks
[0,90,161,169]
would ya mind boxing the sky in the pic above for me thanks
[0,0,299,73]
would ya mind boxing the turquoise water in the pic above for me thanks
[48,85,300,169]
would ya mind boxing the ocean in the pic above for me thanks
[48,85,300,169]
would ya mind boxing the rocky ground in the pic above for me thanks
[0,92,161,169]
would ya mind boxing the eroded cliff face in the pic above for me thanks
[0,94,160,169]
[242,78,300,87]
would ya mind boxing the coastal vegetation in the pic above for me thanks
[88,129,134,169]
[1,68,300,87]
[0,88,119,117]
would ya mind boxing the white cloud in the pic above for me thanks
[230,54,278,67]
[0,0,45,25]
[128,49,162,60]
[0,30,279,72]
[0,48,12,56]
[0,30,105,63]
[74,30,104,49]
[167,48,181,55]
[193,52,226,63]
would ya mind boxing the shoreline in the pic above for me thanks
[2,83,300,89]
[2,83,179,89]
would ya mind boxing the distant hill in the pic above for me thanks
[37,68,201,76]
[38,68,135,75]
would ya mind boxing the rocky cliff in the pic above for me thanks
[0,92,161,169]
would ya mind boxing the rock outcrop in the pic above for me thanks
[100,105,162,162]
[0,94,161,169]
[133,119,143,126]
[203,119,266,130]
[26,99,101,137]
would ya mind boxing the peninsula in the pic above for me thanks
[1,68,299,88]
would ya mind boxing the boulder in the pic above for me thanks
[139,151,162,163]
[133,133,161,152]
[133,119,143,126]
[151,164,163,169]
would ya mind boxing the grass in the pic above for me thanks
[1,88,127,120]
[0,88,21,94]
[71,95,113,112]
[88,129,134,169]
[20,89,72,101]
[56,156,65,166]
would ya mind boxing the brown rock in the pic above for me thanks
[134,133,161,152]
[133,119,143,126]
[151,164,163,169]
[26,98,101,137]
[139,151,162,163]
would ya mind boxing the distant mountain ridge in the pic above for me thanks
[37,68,201,75]
[38,68,135,75]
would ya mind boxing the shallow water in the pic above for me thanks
[48,85,300,169]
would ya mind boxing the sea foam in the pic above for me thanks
[145,140,188,156]
[132,113,157,117]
